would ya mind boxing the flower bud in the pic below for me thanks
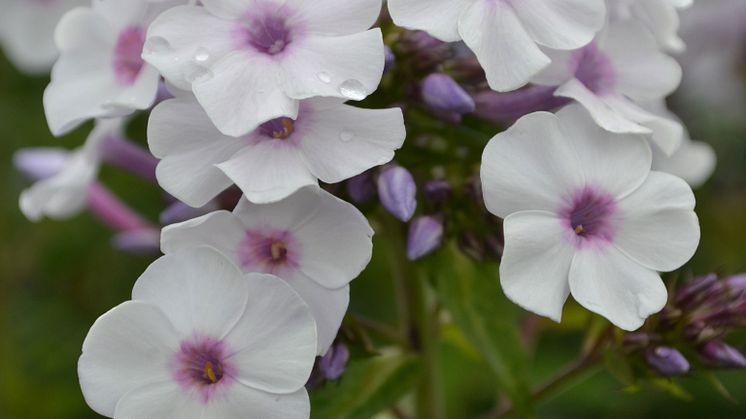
[160,200,219,225]
[318,343,350,381]
[699,340,746,368]
[111,228,160,255]
[13,148,69,181]
[384,46,396,73]
[346,172,377,204]
[645,346,690,376]
[421,73,475,117]
[422,180,451,204]
[726,274,746,294]
[675,274,718,308]
[378,166,417,222]
[407,215,444,260]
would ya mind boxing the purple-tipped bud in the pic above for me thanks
[407,215,444,260]
[726,274,746,294]
[319,343,350,381]
[623,332,656,350]
[13,148,69,181]
[645,346,690,376]
[421,73,475,116]
[474,85,568,124]
[112,228,160,255]
[384,46,396,73]
[423,180,451,204]
[675,274,718,308]
[160,201,219,225]
[378,166,417,222]
[700,340,746,368]
[346,172,377,204]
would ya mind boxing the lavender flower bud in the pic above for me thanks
[407,215,444,260]
[378,166,417,222]
[645,346,690,376]
[421,73,475,116]
[160,200,219,225]
[13,148,69,180]
[726,274,746,294]
[422,180,451,204]
[384,46,396,73]
[111,228,160,255]
[346,172,377,204]
[318,343,350,381]
[675,273,718,308]
[699,341,746,368]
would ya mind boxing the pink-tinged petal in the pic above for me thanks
[510,0,606,50]
[459,1,549,92]
[480,111,583,217]
[132,247,249,338]
[500,211,575,322]
[569,246,668,331]
[288,0,382,36]
[79,301,179,417]
[298,99,405,183]
[224,273,317,394]
[192,51,298,136]
[388,0,470,42]
[204,386,309,419]
[614,171,700,272]
[113,380,204,419]
[281,30,384,102]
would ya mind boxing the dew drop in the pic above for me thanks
[144,36,171,54]
[317,72,331,84]
[339,130,354,142]
[339,79,367,101]
[193,48,210,63]
[184,63,213,84]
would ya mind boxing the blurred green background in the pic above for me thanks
[2,40,746,419]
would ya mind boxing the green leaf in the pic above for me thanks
[429,245,533,415]
[311,353,420,419]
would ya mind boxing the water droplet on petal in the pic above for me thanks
[184,63,213,84]
[194,47,210,63]
[339,79,367,101]
[144,36,171,54]
[339,130,354,142]
[317,72,331,84]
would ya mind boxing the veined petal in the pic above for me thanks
[204,386,309,419]
[113,380,203,419]
[510,0,605,50]
[161,210,247,258]
[288,0,382,36]
[387,0,470,42]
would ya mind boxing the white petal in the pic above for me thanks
[224,273,317,394]
[142,6,237,90]
[569,246,668,331]
[132,247,249,338]
[161,210,247,259]
[217,141,316,204]
[556,104,653,199]
[288,279,349,355]
[530,48,575,86]
[480,111,583,217]
[113,380,203,419]
[79,301,179,417]
[288,0,382,36]
[500,211,575,322]
[459,1,549,92]
[192,51,299,137]
[630,0,685,52]
[603,96,684,156]
[281,30,384,102]
[92,0,149,31]
[387,0,470,42]
[205,386,309,419]
[298,100,405,183]
[614,171,700,272]
[510,0,605,50]
[199,0,252,19]
[652,140,716,189]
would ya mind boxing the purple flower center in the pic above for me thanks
[112,25,146,86]
[259,117,296,140]
[559,187,617,245]
[238,8,294,55]
[173,335,234,403]
[238,229,301,276]
[571,43,616,95]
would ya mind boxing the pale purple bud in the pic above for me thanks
[160,200,219,225]
[384,46,396,73]
[378,166,417,222]
[726,274,746,294]
[407,215,444,260]
[623,332,656,350]
[422,180,451,204]
[676,274,718,308]
[421,73,475,116]
[700,341,746,368]
[101,137,158,181]
[645,346,690,376]
[474,85,568,124]
[112,228,161,255]
[346,172,377,204]
[13,148,69,180]
[318,343,350,381]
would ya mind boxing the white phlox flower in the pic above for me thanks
[607,0,693,53]
[161,186,374,354]
[78,247,317,418]
[532,20,684,155]
[0,0,88,74]
[43,0,184,136]
[142,0,386,136]
[480,105,701,331]
[388,0,607,92]
[147,95,405,205]
[18,118,124,222]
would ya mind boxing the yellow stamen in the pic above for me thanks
[204,361,218,383]
[272,119,295,139]
[271,241,286,260]
[574,225,584,235]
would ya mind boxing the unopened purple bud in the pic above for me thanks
[700,340,746,368]
[319,343,350,381]
[378,166,417,222]
[726,274,746,294]
[645,346,690,376]
[421,73,475,116]
[423,180,451,204]
[160,200,219,225]
[676,274,718,308]
[623,332,656,350]
[407,215,444,260]
[346,172,377,204]
[384,46,396,73]
[13,148,69,180]
[112,228,160,255]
